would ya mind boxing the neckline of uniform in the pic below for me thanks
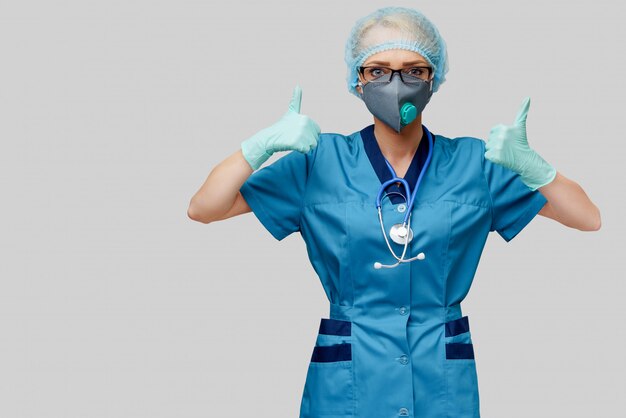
[359,123,434,190]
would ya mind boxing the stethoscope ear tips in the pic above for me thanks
[373,252,426,270]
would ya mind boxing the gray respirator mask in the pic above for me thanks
[359,73,433,133]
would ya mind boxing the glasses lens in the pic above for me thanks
[401,67,432,83]
[361,67,391,82]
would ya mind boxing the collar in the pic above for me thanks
[360,123,434,204]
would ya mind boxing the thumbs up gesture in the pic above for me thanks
[485,97,556,190]
[241,85,321,170]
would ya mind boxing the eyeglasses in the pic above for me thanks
[358,66,432,83]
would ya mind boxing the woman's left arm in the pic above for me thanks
[536,172,601,231]
[486,97,601,232]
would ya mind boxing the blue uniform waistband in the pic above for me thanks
[328,302,463,325]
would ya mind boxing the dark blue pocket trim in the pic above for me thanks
[445,316,470,337]
[319,318,352,336]
[311,343,352,362]
[446,343,475,359]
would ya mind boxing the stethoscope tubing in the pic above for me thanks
[375,125,434,224]
[373,125,434,269]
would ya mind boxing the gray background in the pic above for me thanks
[0,0,623,417]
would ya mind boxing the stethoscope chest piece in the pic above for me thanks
[390,223,414,245]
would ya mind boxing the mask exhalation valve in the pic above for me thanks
[400,102,417,125]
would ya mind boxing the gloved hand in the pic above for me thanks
[241,84,321,170]
[485,97,557,191]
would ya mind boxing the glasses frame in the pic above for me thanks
[358,65,433,84]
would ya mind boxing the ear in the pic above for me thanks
[356,81,363,95]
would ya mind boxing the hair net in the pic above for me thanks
[344,6,449,98]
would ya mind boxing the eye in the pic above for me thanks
[407,67,425,76]
[367,67,385,77]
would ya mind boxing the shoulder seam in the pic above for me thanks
[298,134,323,233]
[478,138,495,231]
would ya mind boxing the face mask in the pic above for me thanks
[359,73,433,133]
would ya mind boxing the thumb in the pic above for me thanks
[288,84,302,114]
[514,96,531,126]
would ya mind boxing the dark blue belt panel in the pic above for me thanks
[311,343,352,362]
[446,343,475,359]
[445,316,470,337]
[319,318,352,336]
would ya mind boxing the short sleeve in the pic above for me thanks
[239,146,317,241]
[481,141,548,242]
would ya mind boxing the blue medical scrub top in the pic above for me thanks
[239,124,547,418]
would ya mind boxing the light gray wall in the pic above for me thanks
[0,1,622,417]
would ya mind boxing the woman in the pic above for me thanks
[188,6,601,418]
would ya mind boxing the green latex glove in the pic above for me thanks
[485,97,557,191]
[241,84,321,170]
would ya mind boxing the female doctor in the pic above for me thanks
[188,6,601,418]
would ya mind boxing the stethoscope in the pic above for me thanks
[373,125,434,270]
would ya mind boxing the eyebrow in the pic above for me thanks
[365,60,428,66]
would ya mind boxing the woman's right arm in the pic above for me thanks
[187,85,320,224]
[187,148,253,224]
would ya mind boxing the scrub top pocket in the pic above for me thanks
[445,316,474,354]
[300,318,355,418]
[444,316,480,416]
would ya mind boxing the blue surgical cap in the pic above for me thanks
[344,6,449,98]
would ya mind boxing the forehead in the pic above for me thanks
[363,49,427,65]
